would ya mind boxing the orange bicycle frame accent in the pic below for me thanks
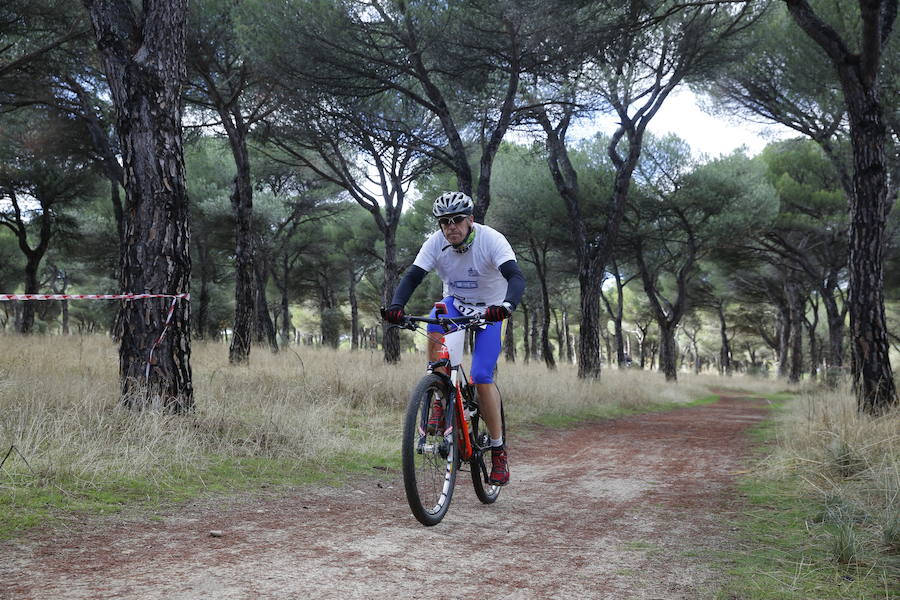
[451,367,473,462]
[434,333,473,462]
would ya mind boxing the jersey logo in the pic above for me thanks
[451,280,478,289]
[467,268,480,277]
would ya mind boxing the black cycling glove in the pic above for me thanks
[383,304,405,324]
[484,304,511,322]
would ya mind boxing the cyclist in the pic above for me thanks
[384,191,525,486]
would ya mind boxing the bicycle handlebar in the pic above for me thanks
[380,307,485,332]
[404,315,483,326]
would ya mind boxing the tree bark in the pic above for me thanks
[191,232,210,340]
[777,302,791,379]
[253,257,278,352]
[635,236,692,383]
[602,264,628,368]
[530,311,540,363]
[636,323,649,369]
[786,283,804,384]
[272,251,293,350]
[576,260,604,378]
[504,314,516,362]
[844,79,897,411]
[84,0,193,412]
[381,228,401,363]
[521,301,531,363]
[349,270,359,351]
[807,320,820,381]
[717,304,732,376]
[3,190,53,334]
[657,322,678,382]
[530,244,556,370]
[821,275,846,385]
[784,0,897,413]
[535,105,633,379]
[20,257,40,334]
[227,122,255,364]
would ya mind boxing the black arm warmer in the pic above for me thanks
[389,265,428,307]
[499,260,525,309]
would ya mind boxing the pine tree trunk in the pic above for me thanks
[784,0,897,414]
[788,293,804,385]
[227,125,254,364]
[609,269,626,367]
[504,315,516,362]
[382,231,401,363]
[530,311,540,363]
[253,258,278,352]
[349,271,359,351]
[658,321,678,382]
[808,322,819,381]
[717,305,732,376]
[109,178,124,252]
[693,341,700,374]
[844,84,897,414]
[614,316,625,368]
[530,245,556,369]
[19,257,40,334]
[195,241,210,341]
[576,261,604,378]
[61,299,69,335]
[823,291,845,385]
[603,330,613,367]
[777,304,791,379]
[84,0,193,412]
[280,290,291,350]
[521,302,531,363]
[540,305,556,371]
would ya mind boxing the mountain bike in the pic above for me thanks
[386,306,506,526]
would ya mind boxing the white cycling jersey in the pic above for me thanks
[412,223,516,306]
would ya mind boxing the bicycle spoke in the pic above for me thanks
[402,375,457,526]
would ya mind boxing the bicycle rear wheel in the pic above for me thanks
[470,390,505,504]
[401,373,458,526]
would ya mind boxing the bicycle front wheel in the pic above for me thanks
[470,394,505,504]
[401,373,458,526]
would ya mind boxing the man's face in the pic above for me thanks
[438,213,472,245]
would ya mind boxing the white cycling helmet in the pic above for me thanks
[432,191,474,218]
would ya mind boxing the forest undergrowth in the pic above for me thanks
[0,334,897,599]
[0,334,718,536]
[722,386,899,599]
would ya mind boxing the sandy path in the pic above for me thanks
[1,396,767,599]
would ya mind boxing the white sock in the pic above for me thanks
[490,437,503,448]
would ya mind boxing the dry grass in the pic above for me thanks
[1,337,402,486]
[0,334,737,490]
[765,385,899,571]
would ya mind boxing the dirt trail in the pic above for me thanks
[2,397,768,600]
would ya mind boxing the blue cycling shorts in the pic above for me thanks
[426,296,502,384]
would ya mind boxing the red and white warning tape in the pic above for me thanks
[0,293,190,301]
[1,292,190,384]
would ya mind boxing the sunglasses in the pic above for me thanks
[437,214,468,227]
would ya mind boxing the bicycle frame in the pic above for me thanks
[390,308,483,463]
[390,305,504,525]
[428,340,474,462]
